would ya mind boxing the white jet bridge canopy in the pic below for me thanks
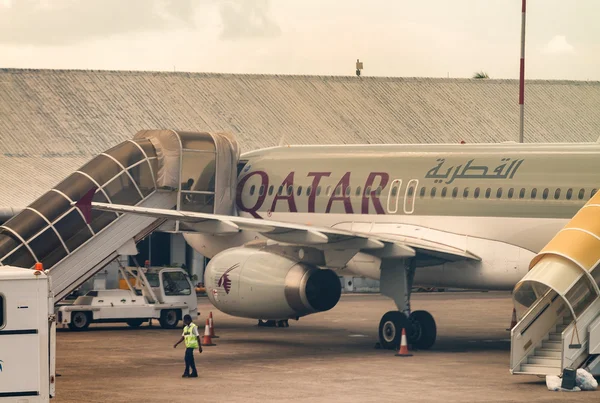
[0,130,239,302]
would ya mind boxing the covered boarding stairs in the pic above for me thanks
[510,195,600,376]
[0,130,239,302]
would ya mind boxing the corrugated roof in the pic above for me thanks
[0,68,599,207]
[0,155,87,208]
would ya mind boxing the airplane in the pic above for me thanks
[75,141,600,350]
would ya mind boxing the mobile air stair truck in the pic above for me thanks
[0,130,239,402]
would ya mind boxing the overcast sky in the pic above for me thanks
[0,0,598,80]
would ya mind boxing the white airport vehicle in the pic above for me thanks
[0,266,55,402]
[56,265,198,330]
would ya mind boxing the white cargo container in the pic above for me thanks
[0,267,55,403]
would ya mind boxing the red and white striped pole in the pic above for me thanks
[518,0,526,143]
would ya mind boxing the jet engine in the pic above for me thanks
[205,247,341,320]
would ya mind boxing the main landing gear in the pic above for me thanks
[378,259,437,350]
[378,310,436,350]
[258,319,289,327]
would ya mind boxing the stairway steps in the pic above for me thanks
[548,333,561,341]
[519,363,561,376]
[542,340,561,349]
[535,348,561,358]
[528,356,561,365]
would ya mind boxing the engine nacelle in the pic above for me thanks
[205,247,341,320]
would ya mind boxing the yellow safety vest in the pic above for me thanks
[183,323,199,349]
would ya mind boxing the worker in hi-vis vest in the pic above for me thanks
[173,314,202,377]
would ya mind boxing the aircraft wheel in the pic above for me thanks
[378,311,409,350]
[408,310,437,350]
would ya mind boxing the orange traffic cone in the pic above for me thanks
[395,328,413,357]
[209,312,218,338]
[202,319,216,346]
[506,308,517,331]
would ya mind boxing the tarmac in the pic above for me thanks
[53,292,599,403]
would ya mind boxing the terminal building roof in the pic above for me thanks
[1,68,599,207]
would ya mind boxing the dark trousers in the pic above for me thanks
[184,348,197,375]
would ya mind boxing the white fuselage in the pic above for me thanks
[185,142,600,290]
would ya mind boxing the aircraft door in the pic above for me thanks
[177,132,239,217]
[386,179,402,214]
[403,179,418,214]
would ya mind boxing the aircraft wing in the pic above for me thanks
[74,193,479,268]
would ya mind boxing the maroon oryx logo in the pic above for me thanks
[217,263,239,294]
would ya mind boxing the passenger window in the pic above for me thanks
[420,187,426,198]
[452,187,458,198]
[287,186,293,196]
[578,189,585,200]
[326,186,332,196]
[268,186,274,196]
[0,294,4,329]
[391,187,398,197]
[463,187,469,198]
[317,186,322,196]
[345,186,351,196]
[485,188,491,199]
[566,188,572,200]
[250,185,255,196]
[365,186,371,196]
[335,186,341,196]
[408,187,415,197]
[496,188,503,198]
[430,187,437,197]
[278,186,283,196]
[297,186,303,196]
[376,187,382,196]
[508,188,514,199]
[542,188,549,200]
[441,187,447,198]
[519,188,525,199]
[474,187,480,199]
[531,188,537,199]
[259,185,265,196]
[592,189,598,198]
[554,188,561,200]
[356,186,362,196]
[306,186,312,196]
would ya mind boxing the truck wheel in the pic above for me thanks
[68,311,90,331]
[126,319,145,328]
[159,309,179,329]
